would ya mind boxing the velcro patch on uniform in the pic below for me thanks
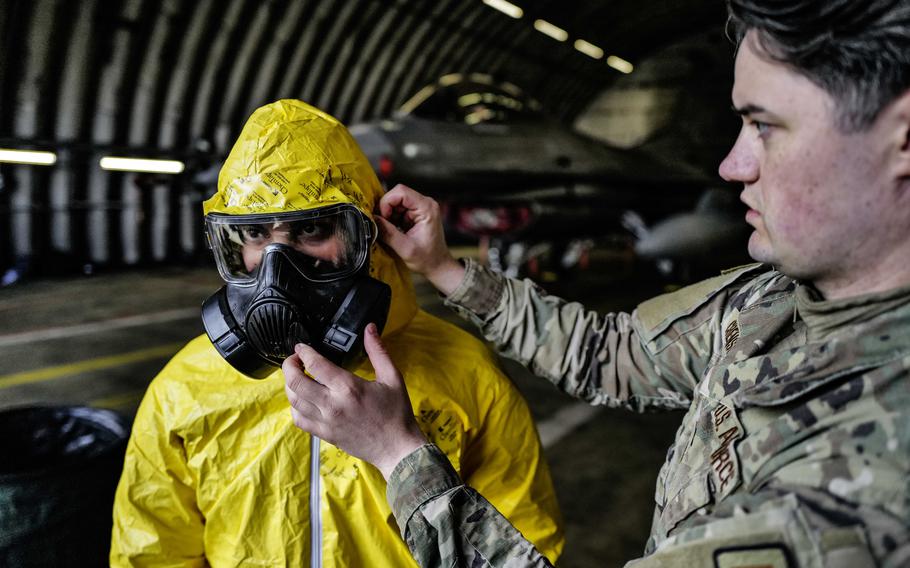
[724,319,740,353]
[708,402,743,498]
[714,544,793,568]
[636,264,763,341]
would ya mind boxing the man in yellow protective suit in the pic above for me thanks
[109,99,563,567]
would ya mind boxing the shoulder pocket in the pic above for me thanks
[660,474,714,536]
[637,264,765,343]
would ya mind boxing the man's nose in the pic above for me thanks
[718,130,759,184]
[270,232,295,246]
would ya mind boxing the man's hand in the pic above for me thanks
[282,323,427,480]
[376,184,465,296]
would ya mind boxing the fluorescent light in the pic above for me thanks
[465,109,494,125]
[0,149,57,165]
[399,85,437,115]
[467,73,493,85]
[500,81,522,96]
[438,73,464,86]
[100,156,185,174]
[574,39,604,60]
[458,93,484,107]
[482,0,523,19]
[533,19,568,42]
[607,55,634,74]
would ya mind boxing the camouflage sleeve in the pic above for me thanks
[443,259,762,411]
[387,443,554,568]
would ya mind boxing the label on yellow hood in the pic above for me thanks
[203,99,383,217]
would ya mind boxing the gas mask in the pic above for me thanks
[200,204,391,379]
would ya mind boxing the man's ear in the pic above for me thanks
[891,89,910,179]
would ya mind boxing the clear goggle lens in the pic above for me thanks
[205,206,370,283]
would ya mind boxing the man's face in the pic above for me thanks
[718,32,902,291]
[239,218,346,273]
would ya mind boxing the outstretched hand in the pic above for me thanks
[283,323,427,480]
[376,184,465,296]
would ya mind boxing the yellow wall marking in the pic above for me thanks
[92,390,145,410]
[0,342,184,389]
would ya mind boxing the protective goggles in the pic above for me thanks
[205,204,373,285]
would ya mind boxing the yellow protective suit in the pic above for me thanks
[110,100,564,567]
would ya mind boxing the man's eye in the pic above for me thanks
[752,120,772,137]
[294,220,332,239]
[240,225,268,240]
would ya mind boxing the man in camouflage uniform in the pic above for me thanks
[282,0,910,566]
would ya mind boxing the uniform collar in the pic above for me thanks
[711,276,910,404]
[796,281,910,342]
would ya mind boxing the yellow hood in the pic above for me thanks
[203,99,417,336]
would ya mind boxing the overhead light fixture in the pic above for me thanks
[500,81,523,96]
[458,93,484,107]
[482,0,523,19]
[438,73,464,86]
[607,55,634,74]
[0,149,57,166]
[100,156,185,174]
[533,19,568,42]
[399,85,438,115]
[467,73,494,85]
[574,39,604,60]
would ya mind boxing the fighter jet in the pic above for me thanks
[349,74,717,278]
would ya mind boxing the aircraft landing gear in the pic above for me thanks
[483,237,593,282]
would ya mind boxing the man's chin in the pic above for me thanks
[746,234,774,264]
[747,242,808,279]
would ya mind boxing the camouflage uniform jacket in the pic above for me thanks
[386,259,910,568]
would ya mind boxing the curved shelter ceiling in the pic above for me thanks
[0,0,723,275]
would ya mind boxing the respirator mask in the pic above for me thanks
[201,204,391,379]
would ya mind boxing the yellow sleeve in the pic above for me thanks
[110,376,206,567]
[459,365,565,564]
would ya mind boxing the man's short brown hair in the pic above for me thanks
[727,0,910,132]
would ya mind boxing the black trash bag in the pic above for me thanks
[0,406,129,568]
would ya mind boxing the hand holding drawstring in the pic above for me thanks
[283,323,427,479]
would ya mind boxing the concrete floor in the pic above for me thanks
[0,254,683,567]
